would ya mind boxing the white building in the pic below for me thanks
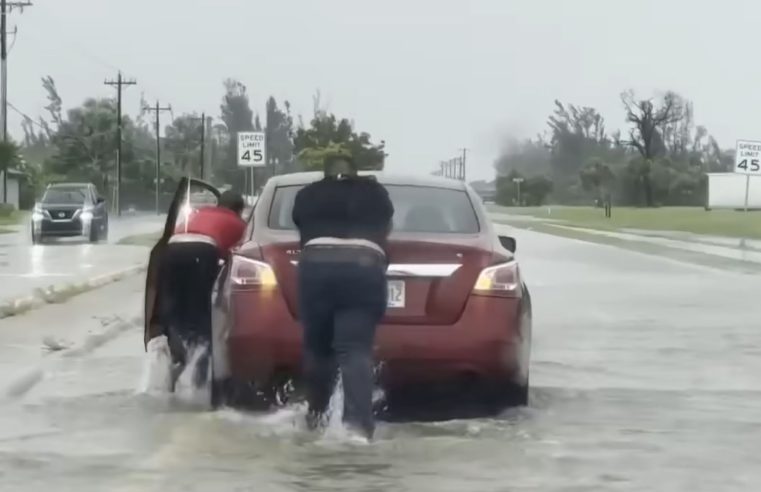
[0,169,21,209]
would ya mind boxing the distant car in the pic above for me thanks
[145,174,532,415]
[31,182,109,244]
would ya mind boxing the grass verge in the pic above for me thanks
[0,210,29,227]
[497,219,761,274]
[488,205,761,239]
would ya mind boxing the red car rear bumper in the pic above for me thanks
[227,288,525,389]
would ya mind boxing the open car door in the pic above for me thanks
[143,177,221,349]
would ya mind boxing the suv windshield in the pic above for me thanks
[42,187,88,204]
[268,184,480,233]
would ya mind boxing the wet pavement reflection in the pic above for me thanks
[0,214,163,304]
[1,226,760,491]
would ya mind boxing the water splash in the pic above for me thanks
[137,337,211,410]
[318,376,371,445]
[174,344,212,409]
[136,335,173,395]
[323,376,345,438]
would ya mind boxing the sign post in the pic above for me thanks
[512,177,524,206]
[734,140,761,212]
[237,131,266,199]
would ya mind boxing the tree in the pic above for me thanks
[523,176,554,206]
[45,98,119,190]
[41,96,155,200]
[496,170,552,206]
[293,113,385,171]
[545,100,610,202]
[621,90,685,206]
[41,75,63,135]
[496,170,523,206]
[265,96,295,174]
[164,113,203,177]
[217,79,255,190]
[494,136,552,178]
[579,158,614,204]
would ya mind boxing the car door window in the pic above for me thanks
[162,177,221,239]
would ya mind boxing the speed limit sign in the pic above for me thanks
[734,140,761,174]
[237,131,266,167]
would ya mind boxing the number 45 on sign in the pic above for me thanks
[737,158,760,172]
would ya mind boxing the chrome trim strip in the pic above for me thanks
[386,264,462,277]
[289,261,461,277]
[305,237,385,256]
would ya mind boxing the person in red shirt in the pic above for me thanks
[158,190,246,393]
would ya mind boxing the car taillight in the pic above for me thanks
[472,261,521,297]
[230,255,277,288]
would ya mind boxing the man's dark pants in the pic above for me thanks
[158,241,220,390]
[298,245,387,438]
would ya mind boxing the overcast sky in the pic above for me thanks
[7,0,760,180]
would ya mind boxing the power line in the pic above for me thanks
[8,101,40,127]
[104,71,136,217]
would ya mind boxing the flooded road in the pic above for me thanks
[1,227,760,491]
[0,214,163,304]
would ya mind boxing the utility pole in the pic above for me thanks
[1,0,31,204]
[191,113,206,180]
[143,101,171,215]
[104,71,136,216]
[459,148,468,181]
[200,112,205,180]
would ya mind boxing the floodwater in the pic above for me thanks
[0,214,164,304]
[1,227,760,491]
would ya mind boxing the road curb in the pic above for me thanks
[1,315,141,400]
[0,263,147,320]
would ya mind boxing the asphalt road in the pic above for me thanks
[1,226,760,491]
[0,214,164,305]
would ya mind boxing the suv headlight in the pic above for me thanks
[32,204,46,221]
[74,206,94,221]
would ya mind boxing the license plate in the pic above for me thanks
[387,280,405,308]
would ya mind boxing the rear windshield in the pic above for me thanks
[42,187,87,204]
[268,184,480,233]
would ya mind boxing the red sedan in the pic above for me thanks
[146,173,532,415]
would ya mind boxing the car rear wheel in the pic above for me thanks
[217,378,275,411]
[512,288,532,406]
[505,378,528,407]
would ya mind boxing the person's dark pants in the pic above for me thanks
[158,241,220,390]
[297,245,387,439]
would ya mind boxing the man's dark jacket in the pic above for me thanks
[292,176,394,252]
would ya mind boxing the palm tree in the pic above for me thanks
[0,140,20,205]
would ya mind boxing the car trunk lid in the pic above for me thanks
[261,233,492,325]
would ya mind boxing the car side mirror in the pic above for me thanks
[498,235,516,253]
[96,197,105,204]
